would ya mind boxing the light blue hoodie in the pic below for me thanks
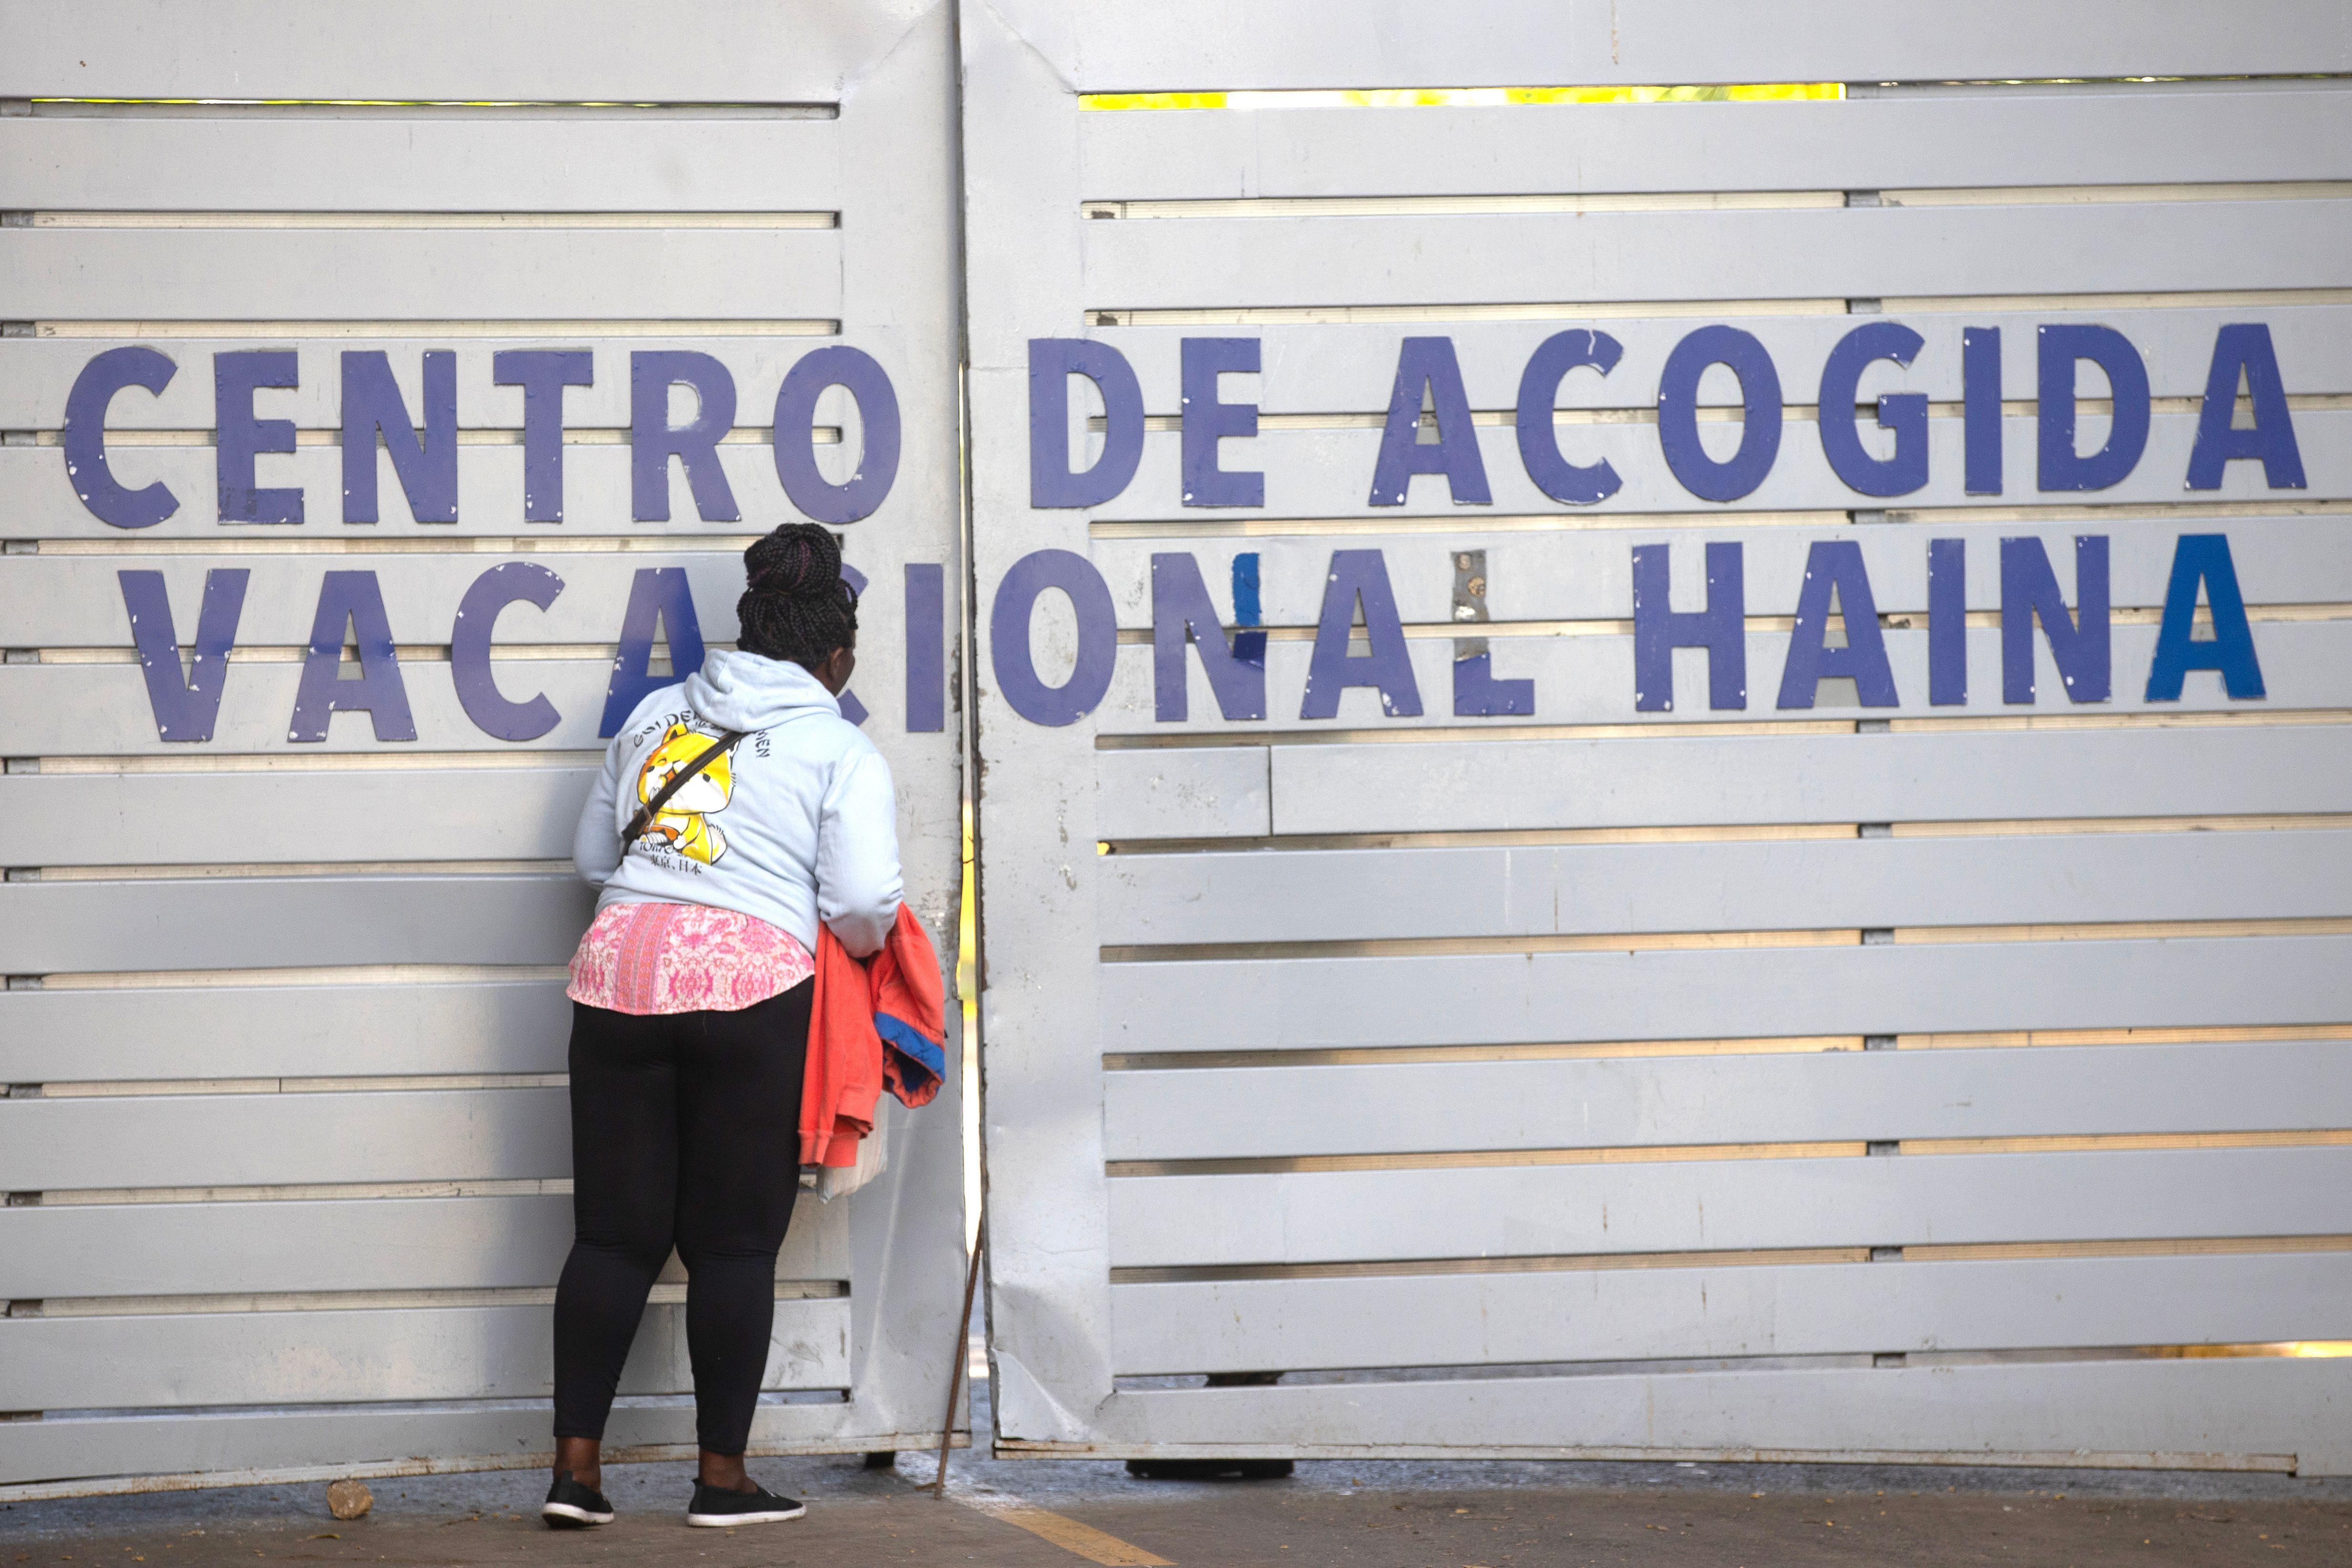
[573,649,903,958]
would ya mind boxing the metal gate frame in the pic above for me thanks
[959,0,2352,1472]
[0,0,970,1499]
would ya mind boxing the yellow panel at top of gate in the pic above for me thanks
[1079,83,1843,111]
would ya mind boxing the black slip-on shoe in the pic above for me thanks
[541,1470,615,1528]
[685,1480,805,1527]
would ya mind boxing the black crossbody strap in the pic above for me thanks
[620,729,746,853]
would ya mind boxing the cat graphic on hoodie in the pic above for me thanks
[576,650,902,958]
[634,722,737,866]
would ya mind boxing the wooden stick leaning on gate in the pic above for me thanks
[935,1217,985,1496]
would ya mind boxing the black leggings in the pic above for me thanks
[551,983,810,1455]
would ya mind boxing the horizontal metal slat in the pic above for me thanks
[0,0,915,101]
[1105,1146,2352,1269]
[0,117,840,212]
[1097,934,2352,1053]
[1262,725,2352,837]
[1092,1354,2352,1471]
[0,1191,850,1299]
[0,979,571,1083]
[1104,1039,2352,1161]
[0,1297,850,1408]
[1076,2,2352,86]
[0,228,841,321]
[1054,0,2352,91]
[1093,746,1269,841]
[1080,90,2352,200]
[0,874,595,973]
[1110,1251,2352,1375]
[0,767,595,868]
[0,1394,910,1492]
[1083,201,2352,312]
[0,1087,572,1191]
[1099,831,2352,947]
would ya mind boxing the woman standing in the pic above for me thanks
[541,524,901,1530]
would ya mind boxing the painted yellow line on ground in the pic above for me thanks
[960,1495,1175,1566]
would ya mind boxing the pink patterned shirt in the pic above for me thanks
[567,900,815,1016]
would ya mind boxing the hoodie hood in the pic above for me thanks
[685,648,842,732]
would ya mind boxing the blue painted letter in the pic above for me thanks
[289,571,417,742]
[831,563,871,727]
[599,567,707,735]
[341,351,458,524]
[1632,541,1745,712]
[2000,536,2110,703]
[1928,537,1967,706]
[1029,340,1145,508]
[1775,540,1898,709]
[1817,322,1927,498]
[1657,327,1781,503]
[118,568,246,742]
[630,351,740,522]
[1962,327,2002,495]
[1368,338,1491,507]
[905,562,946,732]
[1449,547,1534,717]
[1516,329,1622,506]
[1180,338,1263,507]
[1301,550,1423,719]
[2145,534,2265,701]
[493,349,592,522]
[215,351,303,524]
[1452,651,1535,717]
[990,549,1118,726]
[1230,553,1266,670]
[451,562,563,742]
[2186,324,2305,492]
[65,347,180,528]
[2037,325,2148,492]
[1151,552,1266,722]
[774,345,900,524]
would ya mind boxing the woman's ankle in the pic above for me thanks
[555,1435,603,1491]
[697,1450,752,1491]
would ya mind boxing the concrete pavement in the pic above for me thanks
[5,1377,2348,1565]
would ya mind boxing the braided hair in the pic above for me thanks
[736,523,858,671]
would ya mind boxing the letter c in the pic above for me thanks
[63,347,181,528]
[1516,329,1624,505]
[451,562,564,741]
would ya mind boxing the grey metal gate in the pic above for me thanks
[962,0,2352,1471]
[0,0,969,1497]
